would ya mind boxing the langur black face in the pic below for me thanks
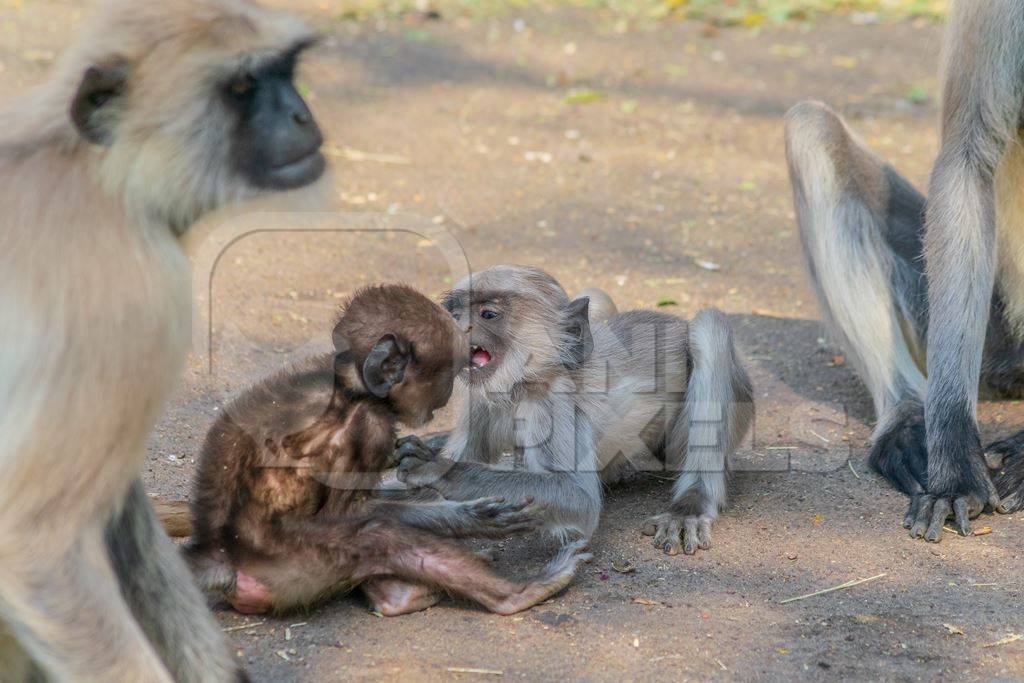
[222,43,324,190]
[442,291,510,383]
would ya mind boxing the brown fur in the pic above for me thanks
[185,285,590,617]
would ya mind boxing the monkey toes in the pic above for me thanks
[985,437,1024,513]
[904,458,1000,542]
[641,512,713,556]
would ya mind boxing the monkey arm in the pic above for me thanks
[916,4,1015,540]
[396,409,603,543]
[412,463,601,542]
[367,497,541,539]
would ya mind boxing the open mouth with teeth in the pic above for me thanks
[470,345,492,369]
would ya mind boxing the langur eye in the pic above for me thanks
[227,75,255,99]
[480,309,500,320]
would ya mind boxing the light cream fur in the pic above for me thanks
[0,0,316,679]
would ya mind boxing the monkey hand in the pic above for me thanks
[905,445,1000,542]
[460,497,545,538]
[389,434,440,468]
[983,434,1024,513]
[395,436,454,489]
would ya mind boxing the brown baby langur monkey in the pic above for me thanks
[184,285,591,616]
[395,266,754,556]
[0,0,326,680]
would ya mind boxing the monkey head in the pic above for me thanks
[333,284,468,427]
[65,0,325,230]
[442,265,593,394]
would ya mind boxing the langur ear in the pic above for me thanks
[361,333,411,398]
[70,57,129,145]
[562,296,593,370]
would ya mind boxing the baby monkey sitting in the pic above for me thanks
[184,284,590,616]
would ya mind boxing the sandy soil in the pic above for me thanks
[1,2,1022,680]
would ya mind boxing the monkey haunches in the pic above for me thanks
[184,284,591,616]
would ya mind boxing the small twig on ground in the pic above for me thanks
[983,633,1022,648]
[808,430,830,444]
[222,621,265,633]
[447,667,504,675]
[847,460,860,479]
[779,573,887,604]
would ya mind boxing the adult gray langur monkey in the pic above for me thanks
[0,0,325,679]
[784,1,1024,542]
[393,265,754,557]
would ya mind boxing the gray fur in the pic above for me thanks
[784,0,1024,534]
[399,266,754,555]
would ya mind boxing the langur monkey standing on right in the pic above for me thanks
[785,1,1024,542]
[395,265,754,558]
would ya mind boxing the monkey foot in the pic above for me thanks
[985,436,1024,513]
[641,512,713,556]
[362,578,441,616]
[903,477,1000,542]
[493,540,592,615]
[227,571,272,615]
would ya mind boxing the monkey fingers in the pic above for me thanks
[391,434,440,469]
[464,497,545,538]
[397,453,455,489]
[906,489,994,542]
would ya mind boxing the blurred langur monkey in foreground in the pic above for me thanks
[0,0,326,679]
[785,2,1024,541]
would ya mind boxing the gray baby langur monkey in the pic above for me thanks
[395,265,754,556]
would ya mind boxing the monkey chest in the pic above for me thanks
[251,466,326,516]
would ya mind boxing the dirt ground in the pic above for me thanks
[2,1,1023,680]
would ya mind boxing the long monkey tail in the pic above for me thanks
[669,308,754,516]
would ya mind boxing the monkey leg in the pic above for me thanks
[984,431,1024,512]
[361,578,441,616]
[0,523,176,683]
[364,526,592,616]
[106,481,245,682]
[642,309,752,556]
[785,101,932,500]
[242,517,590,616]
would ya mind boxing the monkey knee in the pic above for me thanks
[784,100,845,145]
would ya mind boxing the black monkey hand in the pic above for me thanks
[906,441,999,542]
[395,435,454,490]
[389,434,438,468]
[461,497,545,538]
